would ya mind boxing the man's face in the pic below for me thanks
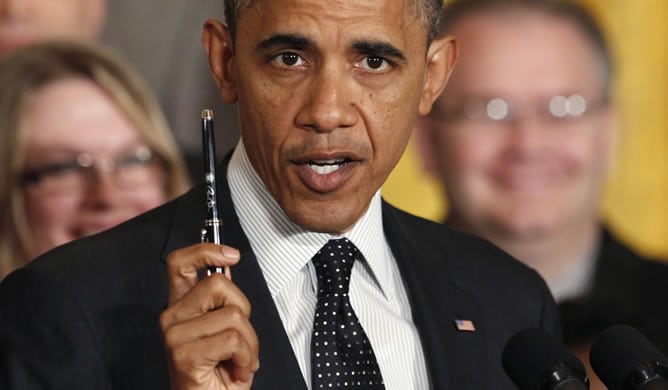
[0,0,106,58]
[420,11,616,240]
[207,0,453,233]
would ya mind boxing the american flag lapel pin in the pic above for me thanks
[454,319,476,332]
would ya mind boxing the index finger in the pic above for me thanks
[166,243,240,304]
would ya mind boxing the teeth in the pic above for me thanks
[313,159,339,164]
[309,163,342,175]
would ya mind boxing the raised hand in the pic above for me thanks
[160,243,259,390]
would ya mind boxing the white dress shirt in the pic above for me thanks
[227,140,430,390]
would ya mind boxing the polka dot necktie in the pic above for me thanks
[310,238,385,389]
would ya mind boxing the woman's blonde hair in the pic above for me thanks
[0,41,191,278]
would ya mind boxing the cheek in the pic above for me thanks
[374,111,411,161]
[238,99,291,188]
[23,194,81,255]
[25,195,79,231]
[239,78,294,144]
[126,186,169,213]
[555,129,608,176]
[438,131,499,176]
[366,88,420,168]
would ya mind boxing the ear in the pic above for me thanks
[414,115,440,175]
[418,35,457,116]
[202,19,238,104]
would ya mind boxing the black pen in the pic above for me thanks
[200,109,230,278]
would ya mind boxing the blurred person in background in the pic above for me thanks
[417,0,668,380]
[0,0,226,182]
[0,0,106,57]
[0,41,190,279]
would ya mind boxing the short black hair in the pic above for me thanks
[223,0,445,46]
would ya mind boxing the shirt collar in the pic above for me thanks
[227,139,392,298]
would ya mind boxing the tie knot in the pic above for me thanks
[312,238,358,295]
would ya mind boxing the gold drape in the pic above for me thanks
[383,1,668,258]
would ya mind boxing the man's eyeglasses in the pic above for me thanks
[436,94,608,128]
[21,146,164,195]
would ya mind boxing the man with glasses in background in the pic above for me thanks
[416,0,668,385]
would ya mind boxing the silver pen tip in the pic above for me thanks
[201,109,214,120]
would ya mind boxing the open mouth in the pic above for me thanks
[307,158,350,175]
[293,154,359,193]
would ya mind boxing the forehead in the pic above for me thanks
[446,10,602,98]
[237,0,428,50]
[24,78,139,148]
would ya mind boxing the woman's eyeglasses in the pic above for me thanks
[21,146,164,195]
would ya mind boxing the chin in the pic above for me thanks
[286,202,359,235]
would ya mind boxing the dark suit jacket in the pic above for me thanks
[0,159,559,389]
[559,227,668,353]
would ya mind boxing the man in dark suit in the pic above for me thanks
[559,227,668,354]
[0,0,560,388]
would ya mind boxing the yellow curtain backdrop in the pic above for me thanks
[382,0,668,259]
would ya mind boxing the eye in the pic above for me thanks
[357,56,391,72]
[44,161,83,176]
[22,160,81,184]
[118,148,154,168]
[272,52,305,67]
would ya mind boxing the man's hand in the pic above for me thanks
[160,243,259,390]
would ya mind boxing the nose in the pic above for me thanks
[295,66,358,133]
[81,169,122,209]
[503,116,548,158]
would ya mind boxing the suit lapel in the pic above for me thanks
[382,202,488,389]
[161,155,307,389]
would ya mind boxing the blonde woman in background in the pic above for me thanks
[0,41,190,279]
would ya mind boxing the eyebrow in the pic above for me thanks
[256,33,313,52]
[351,40,406,62]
